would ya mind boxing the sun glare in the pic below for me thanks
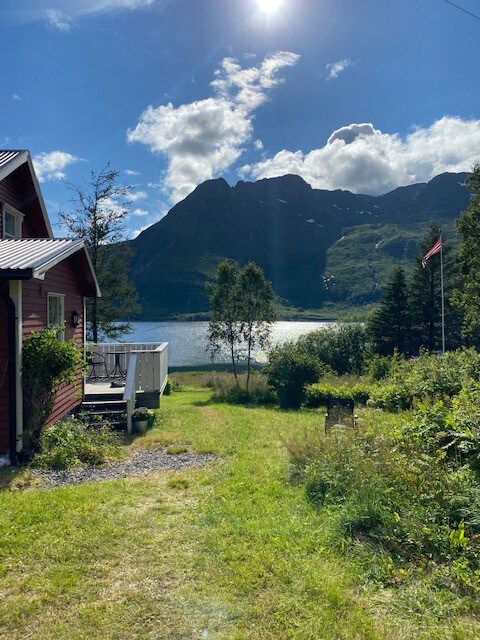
[258,0,282,14]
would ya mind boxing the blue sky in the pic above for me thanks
[2,0,480,237]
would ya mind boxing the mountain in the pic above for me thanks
[128,172,470,318]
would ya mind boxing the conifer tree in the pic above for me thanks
[455,165,480,348]
[408,222,461,354]
[59,164,139,341]
[367,266,412,355]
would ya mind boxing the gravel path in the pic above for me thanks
[31,449,216,488]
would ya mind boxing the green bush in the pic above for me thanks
[298,323,367,375]
[210,374,276,405]
[368,349,480,411]
[365,353,394,380]
[32,416,123,470]
[287,393,480,593]
[22,326,85,460]
[265,341,327,409]
[305,382,371,407]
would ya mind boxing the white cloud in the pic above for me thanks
[254,139,264,151]
[45,9,71,31]
[14,1,154,30]
[124,168,140,175]
[12,93,21,101]
[326,58,352,79]
[128,51,300,203]
[130,190,147,201]
[131,207,149,216]
[33,151,80,182]
[241,117,480,195]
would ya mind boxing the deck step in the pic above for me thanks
[82,400,127,412]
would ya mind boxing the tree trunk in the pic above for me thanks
[246,329,253,391]
[230,340,238,382]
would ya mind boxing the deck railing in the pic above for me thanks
[86,342,169,433]
[86,342,164,379]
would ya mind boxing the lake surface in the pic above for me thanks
[118,321,336,367]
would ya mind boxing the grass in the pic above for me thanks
[0,384,478,638]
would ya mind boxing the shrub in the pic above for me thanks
[265,341,327,409]
[22,326,85,461]
[287,394,480,593]
[132,407,150,421]
[298,323,367,375]
[163,378,173,395]
[32,416,123,470]
[210,374,276,405]
[368,349,480,411]
[305,382,372,408]
[365,353,394,380]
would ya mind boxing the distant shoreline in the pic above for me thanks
[127,303,376,324]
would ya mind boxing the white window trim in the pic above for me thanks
[47,293,65,341]
[2,203,24,239]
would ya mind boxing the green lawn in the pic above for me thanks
[0,387,478,639]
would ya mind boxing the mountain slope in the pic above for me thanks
[129,172,469,318]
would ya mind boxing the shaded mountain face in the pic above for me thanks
[128,172,469,318]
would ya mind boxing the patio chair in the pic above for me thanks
[325,397,358,436]
[86,350,107,381]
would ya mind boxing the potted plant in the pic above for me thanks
[132,407,150,434]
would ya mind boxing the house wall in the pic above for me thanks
[0,165,48,238]
[23,254,86,425]
[0,296,9,453]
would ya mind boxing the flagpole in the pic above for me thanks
[440,236,446,356]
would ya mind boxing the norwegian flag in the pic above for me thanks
[422,238,443,268]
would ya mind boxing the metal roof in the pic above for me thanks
[0,238,100,296]
[0,150,23,170]
[0,150,53,238]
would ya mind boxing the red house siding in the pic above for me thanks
[0,165,48,238]
[23,254,85,425]
[0,296,9,452]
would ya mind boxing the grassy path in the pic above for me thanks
[0,388,477,639]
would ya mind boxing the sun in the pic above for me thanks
[257,0,283,14]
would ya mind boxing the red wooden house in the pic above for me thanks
[0,150,100,465]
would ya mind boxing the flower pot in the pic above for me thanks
[133,419,148,434]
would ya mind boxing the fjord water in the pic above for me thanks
[122,321,335,367]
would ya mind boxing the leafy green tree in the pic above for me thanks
[409,222,461,354]
[265,341,325,409]
[238,262,277,391]
[367,266,412,355]
[59,164,139,342]
[455,165,480,348]
[206,260,244,381]
[298,323,367,375]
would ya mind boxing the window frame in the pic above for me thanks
[47,293,66,341]
[2,204,24,239]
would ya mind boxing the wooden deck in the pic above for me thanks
[84,379,125,397]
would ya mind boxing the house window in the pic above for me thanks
[2,205,24,238]
[48,293,65,340]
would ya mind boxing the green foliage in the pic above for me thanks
[206,260,276,389]
[455,165,480,348]
[22,326,85,461]
[409,222,462,354]
[287,397,480,594]
[210,374,277,405]
[365,353,394,380]
[163,378,173,395]
[369,349,480,411]
[32,416,122,470]
[206,260,244,379]
[367,266,412,355]
[298,323,368,375]
[265,341,326,409]
[132,407,150,421]
[305,382,371,407]
[59,164,139,342]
